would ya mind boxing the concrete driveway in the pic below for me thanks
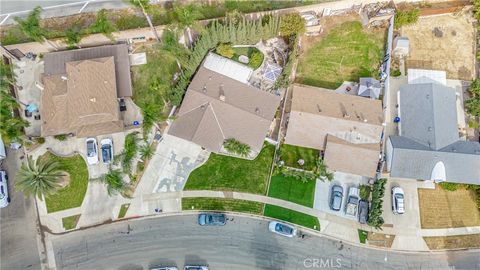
[313,172,369,221]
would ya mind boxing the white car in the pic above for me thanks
[392,187,405,215]
[86,138,99,165]
[100,138,113,164]
[268,221,297,238]
[184,267,208,270]
[0,170,10,208]
[151,267,178,270]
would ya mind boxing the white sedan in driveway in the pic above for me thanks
[392,187,405,215]
[86,138,99,165]
[268,221,297,238]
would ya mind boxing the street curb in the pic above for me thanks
[51,211,480,254]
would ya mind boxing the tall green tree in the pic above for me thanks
[14,6,58,50]
[90,9,116,39]
[101,169,128,196]
[279,13,305,37]
[15,157,64,200]
[172,3,203,46]
[129,0,160,42]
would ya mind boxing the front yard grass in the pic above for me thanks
[296,21,385,89]
[358,229,368,244]
[43,153,89,213]
[264,204,320,230]
[184,143,275,194]
[278,144,319,171]
[62,214,81,230]
[182,198,264,215]
[118,203,130,219]
[418,186,480,229]
[423,234,480,250]
[268,174,316,207]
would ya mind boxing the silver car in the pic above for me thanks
[392,187,405,215]
[86,138,98,165]
[268,221,297,237]
[329,185,343,211]
[184,266,208,270]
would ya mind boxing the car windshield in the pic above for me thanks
[0,186,4,199]
[87,142,95,156]
[276,223,292,234]
[102,146,111,159]
[395,193,404,200]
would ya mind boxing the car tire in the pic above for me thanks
[7,197,11,203]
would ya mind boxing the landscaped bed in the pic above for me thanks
[418,186,480,229]
[296,21,385,89]
[264,204,320,230]
[232,47,264,69]
[182,198,264,215]
[268,174,316,207]
[62,214,81,230]
[278,144,319,171]
[184,143,275,194]
[43,153,89,213]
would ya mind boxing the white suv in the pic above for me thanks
[0,170,10,208]
[392,187,405,215]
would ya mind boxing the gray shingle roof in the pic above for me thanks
[399,83,458,150]
[389,136,480,184]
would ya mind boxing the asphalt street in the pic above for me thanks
[51,214,480,270]
[0,148,42,270]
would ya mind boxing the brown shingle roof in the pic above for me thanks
[41,57,123,137]
[285,84,384,150]
[324,135,380,178]
[43,44,132,97]
[168,66,281,154]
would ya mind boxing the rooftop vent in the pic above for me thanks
[317,104,322,112]
[61,76,68,81]
[90,97,96,103]
[255,107,260,114]
[202,84,207,93]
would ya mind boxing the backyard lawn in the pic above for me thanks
[44,153,89,213]
[184,143,275,194]
[264,204,320,230]
[418,186,480,229]
[268,174,316,207]
[278,144,319,171]
[296,21,386,89]
[182,198,264,215]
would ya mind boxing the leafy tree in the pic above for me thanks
[466,79,480,117]
[101,169,128,196]
[223,138,251,157]
[90,9,116,39]
[15,156,64,200]
[279,13,305,37]
[14,6,46,42]
[0,62,29,144]
[139,144,155,160]
[216,43,235,58]
[172,3,203,46]
[129,0,160,42]
[367,179,387,229]
[394,9,420,29]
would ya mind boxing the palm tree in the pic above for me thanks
[101,169,128,196]
[14,6,58,50]
[315,158,333,181]
[15,156,64,200]
[129,0,160,42]
[172,3,203,47]
[139,143,155,161]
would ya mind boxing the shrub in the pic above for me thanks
[115,14,148,30]
[360,184,371,200]
[216,43,235,58]
[394,9,420,29]
[367,178,387,229]
[275,165,316,183]
[119,132,139,173]
[391,69,401,77]
[54,134,67,141]
[36,137,45,144]
[279,13,305,37]
[248,50,264,69]
[466,184,480,209]
[223,138,251,157]
[439,182,461,191]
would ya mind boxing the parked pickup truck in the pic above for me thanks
[345,187,360,217]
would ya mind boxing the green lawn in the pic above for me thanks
[296,21,386,89]
[358,229,368,244]
[185,143,275,194]
[279,144,319,171]
[268,174,316,207]
[182,198,264,215]
[62,214,81,230]
[264,205,320,230]
[44,153,89,213]
[232,47,264,69]
[118,203,130,219]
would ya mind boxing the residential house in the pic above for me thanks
[386,82,480,184]
[285,84,384,177]
[168,53,281,157]
[41,44,134,137]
